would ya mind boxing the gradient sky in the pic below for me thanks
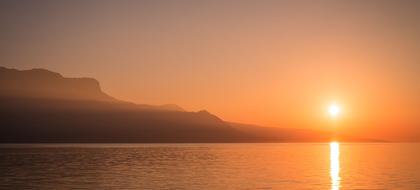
[1,0,420,140]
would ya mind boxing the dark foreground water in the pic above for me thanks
[0,143,419,190]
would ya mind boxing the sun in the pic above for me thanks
[328,103,341,118]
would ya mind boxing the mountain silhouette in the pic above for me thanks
[0,66,379,143]
[0,67,184,112]
[0,67,255,142]
[229,122,381,142]
[0,67,114,101]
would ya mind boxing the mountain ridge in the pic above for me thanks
[0,66,185,112]
[0,66,381,143]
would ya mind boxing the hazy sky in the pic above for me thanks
[1,0,420,140]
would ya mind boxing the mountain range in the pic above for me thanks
[0,66,377,143]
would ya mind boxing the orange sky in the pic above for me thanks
[1,0,420,140]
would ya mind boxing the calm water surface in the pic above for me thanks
[0,143,419,190]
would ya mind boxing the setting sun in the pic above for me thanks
[328,104,341,118]
[1,1,420,189]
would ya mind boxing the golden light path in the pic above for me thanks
[330,142,341,190]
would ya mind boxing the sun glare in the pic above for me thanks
[328,104,341,118]
[330,142,341,190]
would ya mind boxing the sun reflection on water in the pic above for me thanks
[330,142,341,190]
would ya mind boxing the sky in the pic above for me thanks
[1,0,420,140]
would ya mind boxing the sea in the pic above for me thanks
[0,143,419,189]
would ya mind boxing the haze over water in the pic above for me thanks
[1,1,420,189]
[1,143,419,190]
